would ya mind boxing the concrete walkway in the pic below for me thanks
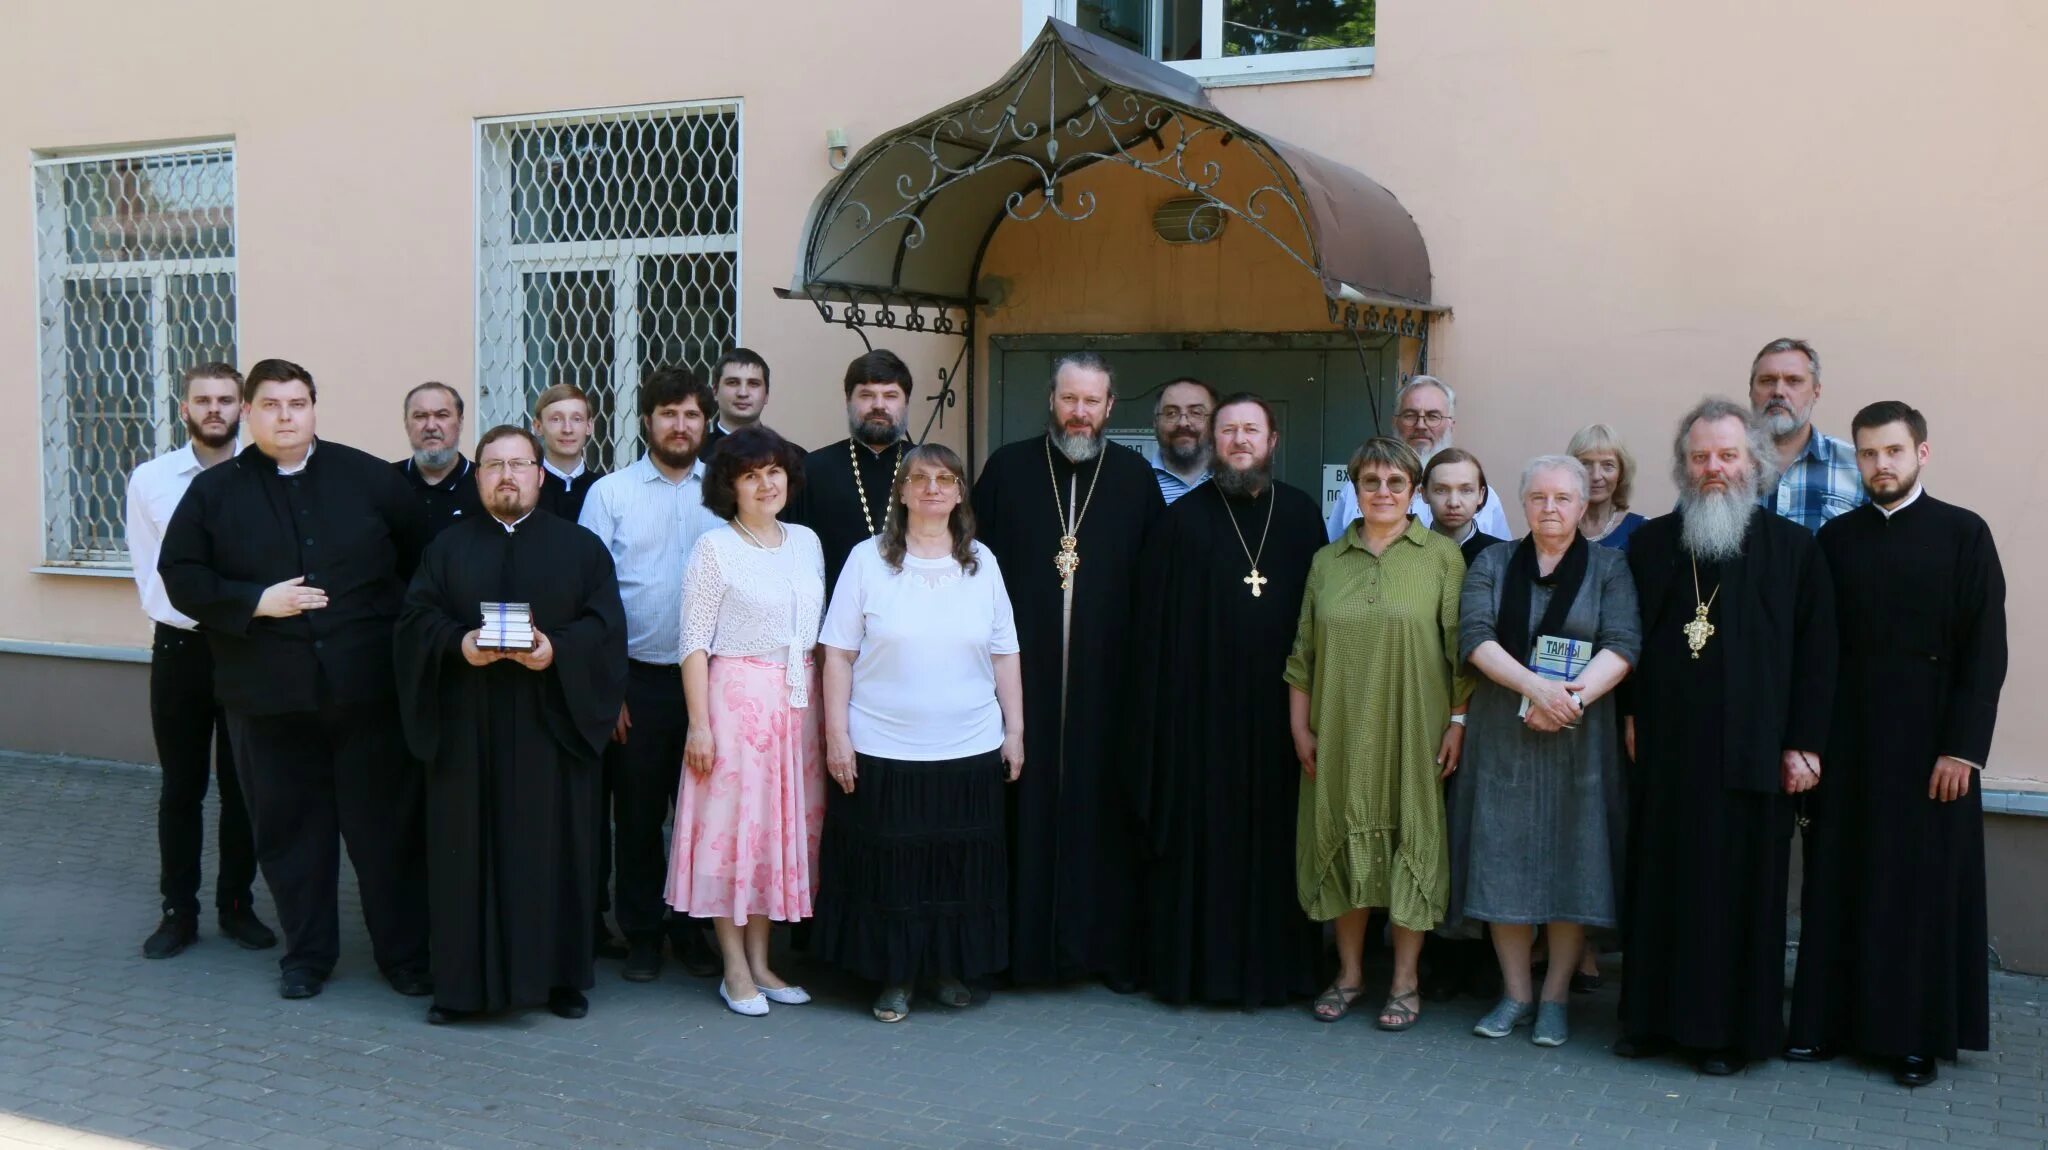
[1,752,2043,1149]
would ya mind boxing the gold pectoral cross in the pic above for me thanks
[1683,603,1716,659]
[1244,568,1268,597]
[1054,535,1080,590]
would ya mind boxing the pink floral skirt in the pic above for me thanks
[665,656,824,923]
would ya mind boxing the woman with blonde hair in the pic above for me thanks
[1568,424,1646,550]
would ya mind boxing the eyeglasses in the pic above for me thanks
[1356,475,1412,494]
[907,472,961,491]
[479,458,539,475]
[1395,410,1448,429]
[1158,406,1210,425]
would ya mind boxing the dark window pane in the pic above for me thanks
[522,270,620,466]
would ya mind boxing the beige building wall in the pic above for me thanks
[1,1,2043,793]
[974,0,2048,790]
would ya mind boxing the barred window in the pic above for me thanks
[477,102,741,469]
[34,144,237,567]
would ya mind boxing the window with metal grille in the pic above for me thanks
[33,143,237,567]
[477,101,741,469]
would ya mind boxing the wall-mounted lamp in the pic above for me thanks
[826,128,849,171]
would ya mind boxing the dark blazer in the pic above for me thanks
[1626,507,1837,792]
[161,440,428,715]
[536,467,605,525]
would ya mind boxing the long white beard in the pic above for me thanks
[1054,429,1103,462]
[1419,430,1454,467]
[1678,480,1757,562]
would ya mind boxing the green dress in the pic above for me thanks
[1285,518,1471,929]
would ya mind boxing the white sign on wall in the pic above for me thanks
[1322,464,1351,522]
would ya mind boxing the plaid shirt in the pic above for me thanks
[1763,430,1865,532]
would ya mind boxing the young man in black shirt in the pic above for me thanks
[160,358,433,1001]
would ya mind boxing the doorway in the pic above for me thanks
[987,332,1400,521]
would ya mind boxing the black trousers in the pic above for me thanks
[151,624,257,917]
[226,697,429,978]
[610,661,689,941]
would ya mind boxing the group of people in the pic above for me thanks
[124,337,2003,1089]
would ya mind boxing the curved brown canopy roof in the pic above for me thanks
[786,19,1435,320]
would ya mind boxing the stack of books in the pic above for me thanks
[477,602,535,651]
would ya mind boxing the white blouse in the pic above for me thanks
[819,538,1019,761]
[679,522,826,706]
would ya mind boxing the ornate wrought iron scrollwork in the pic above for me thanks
[806,33,1327,297]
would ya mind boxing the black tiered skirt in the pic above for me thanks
[812,750,1008,984]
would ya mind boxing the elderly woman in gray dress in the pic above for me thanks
[1449,455,1641,1048]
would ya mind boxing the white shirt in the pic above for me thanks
[577,455,716,664]
[821,538,1019,761]
[125,442,234,629]
[680,523,827,706]
[1324,482,1511,543]
[543,458,586,490]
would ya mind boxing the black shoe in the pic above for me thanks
[1696,1050,1748,1076]
[1613,1034,1671,1060]
[1783,1042,1836,1063]
[426,1004,472,1025]
[143,911,198,960]
[217,906,278,951]
[280,970,325,1000]
[669,931,719,979]
[623,937,663,982]
[386,966,434,997]
[1569,971,1604,994]
[548,987,589,1019]
[594,916,628,961]
[1893,1055,1937,1088]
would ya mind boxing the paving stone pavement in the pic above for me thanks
[1,752,2044,1150]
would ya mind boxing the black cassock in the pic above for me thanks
[1124,481,1324,1005]
[395,510,628,1014]
[973,435,1165,984]
[1791,494,2006,1060]
[788,436,908,597]
[1620,508,1835,1059]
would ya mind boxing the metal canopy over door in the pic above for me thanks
[989,332,1394,522]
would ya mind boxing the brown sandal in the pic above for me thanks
[1376,989,1421,1031]
[1313,982,1363,1022]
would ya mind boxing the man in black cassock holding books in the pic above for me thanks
[396,426,627,1024]
[1787,401,2006,1087]
[1618,397,1835,1076]
[972,351,1164,987]
[1123,392,1323,1006]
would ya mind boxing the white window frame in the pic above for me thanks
[32,140,237,570]
[473,99,743,470]
[1029,0,1373,86]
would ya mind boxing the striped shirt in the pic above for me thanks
[577,455,716,664]
[1153,465,1211,505]
[1763,430,1865,532]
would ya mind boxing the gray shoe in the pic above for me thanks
[1473,997,1535,1038]
[1532,1000,1569,1047]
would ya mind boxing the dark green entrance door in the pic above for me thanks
[987,334,1398,523]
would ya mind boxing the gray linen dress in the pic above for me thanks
[1447,541,1641,927]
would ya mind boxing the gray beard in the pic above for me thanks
[412,444,458,472]
[1158,437,1209,472]
[1678,481,1757,562]
[1761,408,1807,439]
[1054,429,1102,462]
[1211,461,1270,499]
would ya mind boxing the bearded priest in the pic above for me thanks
[1616,397,1837,1076]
